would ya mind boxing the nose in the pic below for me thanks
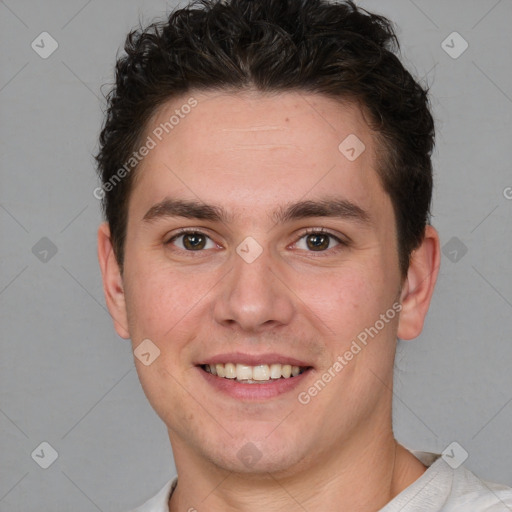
[213,243,295,333]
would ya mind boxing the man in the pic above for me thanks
[95,0,512,510]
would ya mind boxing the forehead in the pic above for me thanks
[146,90,373,159]
[129,90,391,224]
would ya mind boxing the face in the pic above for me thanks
[100,90,429,477]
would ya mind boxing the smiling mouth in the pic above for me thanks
[200,363,311,383]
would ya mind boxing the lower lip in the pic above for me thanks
[197,366,313,400]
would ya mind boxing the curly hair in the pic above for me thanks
[96,0,435,277]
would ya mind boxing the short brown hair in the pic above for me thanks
[96,0,435,277]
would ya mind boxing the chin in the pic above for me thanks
[204,434,311,476]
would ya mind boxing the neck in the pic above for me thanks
[168,431,426,512]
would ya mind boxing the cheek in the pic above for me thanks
[123,258,208,346]
[293,263,390,342]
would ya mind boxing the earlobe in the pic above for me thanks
[397,225,441,341]
[97,222,130,339]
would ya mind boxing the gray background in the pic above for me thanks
[1,0,511,510]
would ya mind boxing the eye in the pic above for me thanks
[166,229,216,251]
[295,229,344,252]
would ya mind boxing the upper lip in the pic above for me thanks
[196,352,313,368]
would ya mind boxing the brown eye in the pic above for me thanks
[167,231,215,251]
[295,230,343,252]
[306,233,331,251]
[182,233,207,250]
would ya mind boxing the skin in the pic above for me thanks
[98,90,440,511]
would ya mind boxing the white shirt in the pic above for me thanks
[128,451,512,511]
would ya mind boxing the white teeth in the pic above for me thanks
[253,364,270,381]
[270,363,282,379]
[224,363,236,379]
[236,364,253,380]
[281,364,292,378]
[216,364,226,378]
[203,362,308,381]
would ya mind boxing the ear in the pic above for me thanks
[397,225,441,340]
[97,222,130,339]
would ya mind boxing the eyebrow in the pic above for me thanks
[142,197,371,226]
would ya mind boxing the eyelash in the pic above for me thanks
[165,227,348,254]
